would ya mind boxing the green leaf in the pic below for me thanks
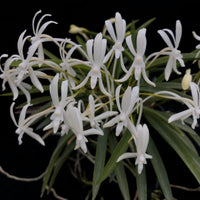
[92,131,108,200]
[43,48,60,60]
[97,130,131,185]
[144,107,200,184]
[109,133,130,200]
[48,140,75,189]
[136,166,147,200]
[115,163,130,200]
[41,132,73,196]
[131,18,156,47]
[147,137,173,200]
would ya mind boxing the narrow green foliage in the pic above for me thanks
[41,132,73,196]
[144,107,200,184]
[136,166,147,200]
[92,131,108,200]
[147,137,173,200]
[97,130,131,185]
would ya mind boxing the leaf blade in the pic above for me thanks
[144,107,200,184]
[97,130,131,185]
[147,137,173,200]
[92,131,108,200]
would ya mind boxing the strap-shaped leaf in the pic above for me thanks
[148,137,173,200]
[144,107,200,184]
[97,130,131,185]
[92,131,108,200]
[136,166,147,200]
[109,133,130,200]
[48,140,75,189]
[41,132,73,196]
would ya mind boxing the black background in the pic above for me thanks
[0,0,200,199]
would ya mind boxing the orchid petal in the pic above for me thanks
[24,127,45,146]
[29,67,44,93]
[61,80,68,105]
[72,73,90,90]
[103,115,120,128]
[190,82,200,108]
[126,35,136,56]
[137,28,147,56]
[115,12,126,42]
[105,20,117,41]
[116,122,124,136]
[83,128,103,136]
[121,86,132,112]
[117,152,137,162]
[168,109,193,123]
[50,73,59,106]
[98,78,111,97]
[175,20,182,48]
[86,39,94,63]
[158,30,174,48]
[18,104,30,127]
[95,111,118,122]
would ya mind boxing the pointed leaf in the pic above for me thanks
[48,140,75,189]
[109,133,130,200]
[147,137,173,200]
[41,132,73,196]
[144,107,200,184]
[92,131,108,200]
[136,166,147,200]
[97,130,131,184]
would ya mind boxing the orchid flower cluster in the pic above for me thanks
[1,10,200,182]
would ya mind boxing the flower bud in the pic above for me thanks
[69,24,86,34]
[182,69,192,90]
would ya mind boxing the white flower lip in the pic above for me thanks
[117,124,152,174]
[158,20,185,81]
[115,28,155,87]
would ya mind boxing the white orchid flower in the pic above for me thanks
[5,30,46,94]
[65,103,103,153]
[103,84,139,136]
[168,82,200,129]
[116,28,155,87]
[83,95,117,133]
[193,31,200,50]
[158,20,185,81]
[72,33,111,97]
[31,10,57,61]
[0,54,32,103]
[117,124,152,174]
[10,103,45,146]
[44,73,69,133]
[59,40,82,88]
[105,12,126,59]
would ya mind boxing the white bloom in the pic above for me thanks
[59,40,81,88]
[10,103,45,146]
[0,54,32,103]
[116,28,155,87]
[44,74,69,133]
[31,10,57,60]
[168,82,200,129]
[72,33,111,97]
[65,103,103,153]
[84,95,117,133]
[6,30,46,94]
[103,84,139,136]
[192,31,200,49]
[158,20,185,81]
[105,12,126,59]
[117,124,152,174]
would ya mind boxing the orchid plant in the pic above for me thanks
[1,10,200,200]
